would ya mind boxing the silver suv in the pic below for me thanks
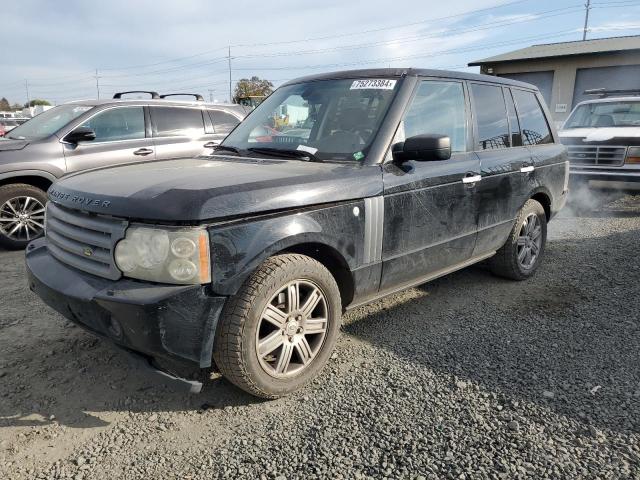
[0,91,247,248]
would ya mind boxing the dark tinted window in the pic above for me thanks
[471,84,509,150]
[402,81,467,152]
[209,110,239,135]
[152,107,204,137]
[505,89,522,147]
[83,107,145,142]
[512,90,552,145]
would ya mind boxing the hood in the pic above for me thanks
[559,127,640,145]
[0,138,29,152]
[49,156,382,222]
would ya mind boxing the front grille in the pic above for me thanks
[567,145,627,167]
[45,202,127,280]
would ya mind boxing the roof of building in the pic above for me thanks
[469,35,640,66]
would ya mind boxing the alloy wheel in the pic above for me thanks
[0,196,46,242]
[256,279,329,378]
[517,213,542,270]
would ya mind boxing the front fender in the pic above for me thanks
[209,201,365,296]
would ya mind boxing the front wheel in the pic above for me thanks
[213,254,342,398]
[0,184,48,250]
[489,199,547,281]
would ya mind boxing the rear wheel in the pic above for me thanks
[489,199,547,281]
[213,254,342,398]
[0,184,48,250]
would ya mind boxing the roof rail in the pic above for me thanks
[113,91,160,99]
[584,88,640,98]
[160,93,205,101]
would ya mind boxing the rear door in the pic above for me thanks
[207,109,242,144]
[63,105,153,173]
[150,106,218,159]
[380,79,481,291]
[469,82,533,256]
[511,88,566,201]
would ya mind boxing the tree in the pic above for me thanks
[233,76,273,103]
[10,103,22,111]
[0,98,10,111]
[24,99,51,108]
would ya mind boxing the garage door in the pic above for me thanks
[572,65,640,107]
[498,71,554,106]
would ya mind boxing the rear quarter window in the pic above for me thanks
[512,90,552,145]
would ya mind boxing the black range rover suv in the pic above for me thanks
[26,69,568,398]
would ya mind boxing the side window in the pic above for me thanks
[399,80,467,153]
[83,107,145,142]
[505,88,523,147]
[209,110,240,135]
[151,107,205,137]
[471,83,509,150]
[512,90,553,145]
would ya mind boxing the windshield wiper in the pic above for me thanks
[212,145,242,155]
[247,147,323,162]
[7,135,25,140]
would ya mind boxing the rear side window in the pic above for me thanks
[151,107,205,137]
[512,90,552,145]
[505,89,523,147]
[209,110,240,135]
[401,80,467,153]
[471,83,509,150]
[83,107,145,142]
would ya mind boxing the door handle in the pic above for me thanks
[462,174,482,184]
[133,148,153,156]
[520,165,535,173]
[203,141,220,148]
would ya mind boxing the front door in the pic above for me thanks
[63,106,153,173]
[380,79,481,292]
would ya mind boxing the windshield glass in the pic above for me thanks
[221,78,399,161]
[6,104,93,140]
[564,101,640,129]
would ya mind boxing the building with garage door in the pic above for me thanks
[468,35,640,126]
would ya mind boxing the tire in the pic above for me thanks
[213,254,342,398]
[489,199,547,281]
[0,184,48,250]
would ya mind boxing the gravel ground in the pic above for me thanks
[1,189,639,480]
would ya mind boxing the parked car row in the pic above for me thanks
[23,69,569,398]
[0,117,29,137]
[0,92,248,248]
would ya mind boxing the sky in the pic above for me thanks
[1,0,639,105]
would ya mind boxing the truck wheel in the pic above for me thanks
[213,254,342,398]
[489,199,547,281]
[0,184,48,250]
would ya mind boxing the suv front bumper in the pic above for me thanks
[25,238,227,392]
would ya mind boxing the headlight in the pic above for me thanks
[114,226,210,285]
[626,146,640,164]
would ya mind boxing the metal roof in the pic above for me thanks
[282,68,537,89]
[469,35,640,66]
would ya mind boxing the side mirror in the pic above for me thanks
[64,127,96,144]
[392,134,451,162]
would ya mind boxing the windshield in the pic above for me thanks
[564,101,640,129]
[221,78,399,161]
[6,104,93,140]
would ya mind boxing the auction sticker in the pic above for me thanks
[350,79,397,90]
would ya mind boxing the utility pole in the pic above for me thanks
[24,80,30,107]
[228,46,232,103]
[94,69,101,99]
[208,89,214,102]
[582,0,591,41]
